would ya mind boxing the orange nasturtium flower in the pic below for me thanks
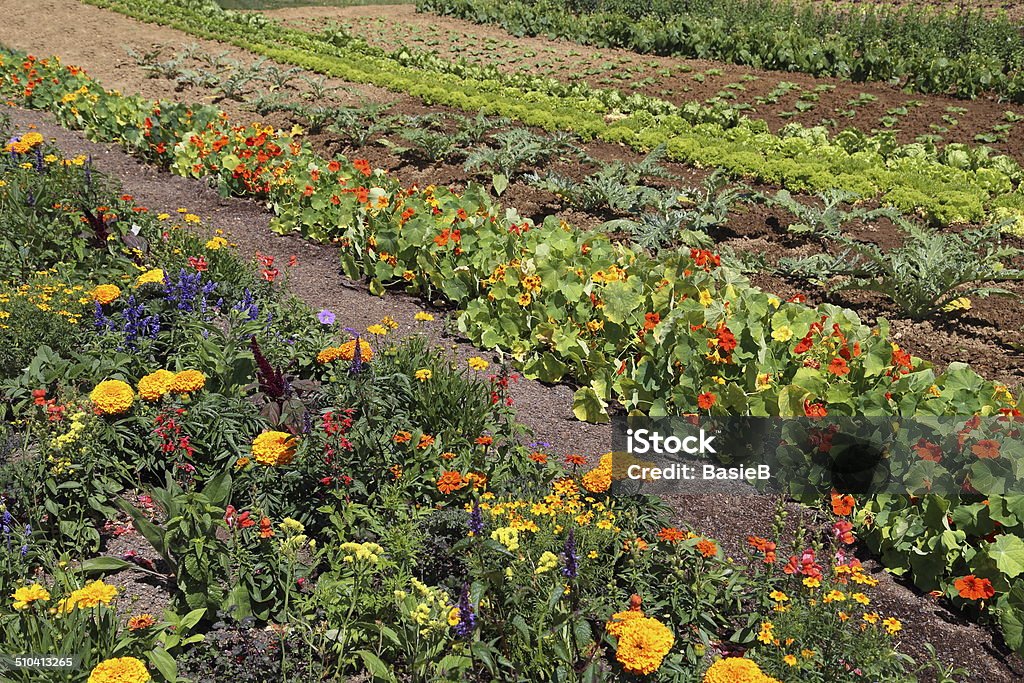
[972,439,1001,459]
[955,575,995,601]
[831,493,856,516]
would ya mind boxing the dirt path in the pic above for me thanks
[269,4,1024,163]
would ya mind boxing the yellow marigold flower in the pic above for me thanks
[183,213,201,224]
[882,617,902,635]
[135,269,165,287]
[170,370,206,394]
[137,370,176,402]
[613,615,674,676]
[606,609,644,638]
[366,324,388,336]
[769,590,789,602]
[87,656,150,683]
[823,590,846,603]
[90,380,135,415]
[803,577,821,588]
[757,620,774,644]
[862,612,879,625]
[415,369,432,382]
[11,584,50,609]
[783,654,797,666]
[205,236,228,250]
[252,431,298,467]
[852,592,870,605]
[91,284,121,305]
[467,356,489,371]
[70,580,118,609]
[414,312,434,322]
[702,657,769,683]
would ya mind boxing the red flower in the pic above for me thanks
[697,392,717,410]
[187,256,208,272]
[955,575,995,601]
[803,401,828,419]
[656,527,686,543]
[643,312,660,331]
[831,493,855,516]
[832,520,855,544]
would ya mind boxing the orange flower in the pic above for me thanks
[259,517,274,538]
[831,493,855,516]
[955,575,995,600]
[529,451,548,464]
[972,439,1001,459]
[389,464,403,480]
[475,435,493,446]
[127,614,156,630]
[393,430,412,444]
[697,392,716,410]
[565,454,588,466]
[642,312,660,331]
[437,470,467,494]
[656,527,686,543]
[913,438,942,463]
[827,357,850,377]
[417,434,435,449]
[696,539,718,558]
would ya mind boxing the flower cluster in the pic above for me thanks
[89,380,135,416]
[606,600,675,676]
[251,431,298,467]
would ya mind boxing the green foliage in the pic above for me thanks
[828,222,1024,320]
[419,0,1024,102]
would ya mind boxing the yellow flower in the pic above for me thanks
[534,551,559,575]
[772,325,794,342]
[447,606,461,626]
[863,612,879,625]
[12,584,50,609]
[852,592,870,605]
[87,656,150,683]
[137,370,176,402]
[490,526,520,552]
[91,284,121,305]
[205,236,228,250]
[414,312,434,322]
[183,213,201,224]
[381,316,399,329]
[170,370,206,394]
[802,576,821,588]
[882,617,902,635]
[783,654,797,666]
[698,289,714,307]
[769,590,789,602]
[135,269,165,287]
[581,453,613,494]
[823,590,846,603]
[756,373,772,391]
[367,324,388,336]
[252,431,298,467]
[317,340,373,364]
[68,580,118,609]
[757,620,774,644]
[468,357,489,371]
[90,380,135,415]
[517,292,532,306]
[279,518,305,534]
[415,369,432,382]
[613,615,674,676]
[702,658,769,683]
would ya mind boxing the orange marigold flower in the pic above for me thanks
[437,470,467,494]
[251,431,297,467]
[475,435,493,446]
[393,430,412,443]
[955,574,995,601]
[529,451,548,464]
[169,369,206,394]
[417,434,435,449]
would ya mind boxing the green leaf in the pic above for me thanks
[492,173,508,196]
[988,534,1024,578]
[80,557,133,575]
[147,649,177,682]
[573,386,609,423]
[356,650,396,682]
[601,279,642,324]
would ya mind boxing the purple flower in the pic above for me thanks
[453,583,476,639]
[349,336,364,375]
[317,309,336,325]
[562,529,578,579]
[468,501,483,535]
